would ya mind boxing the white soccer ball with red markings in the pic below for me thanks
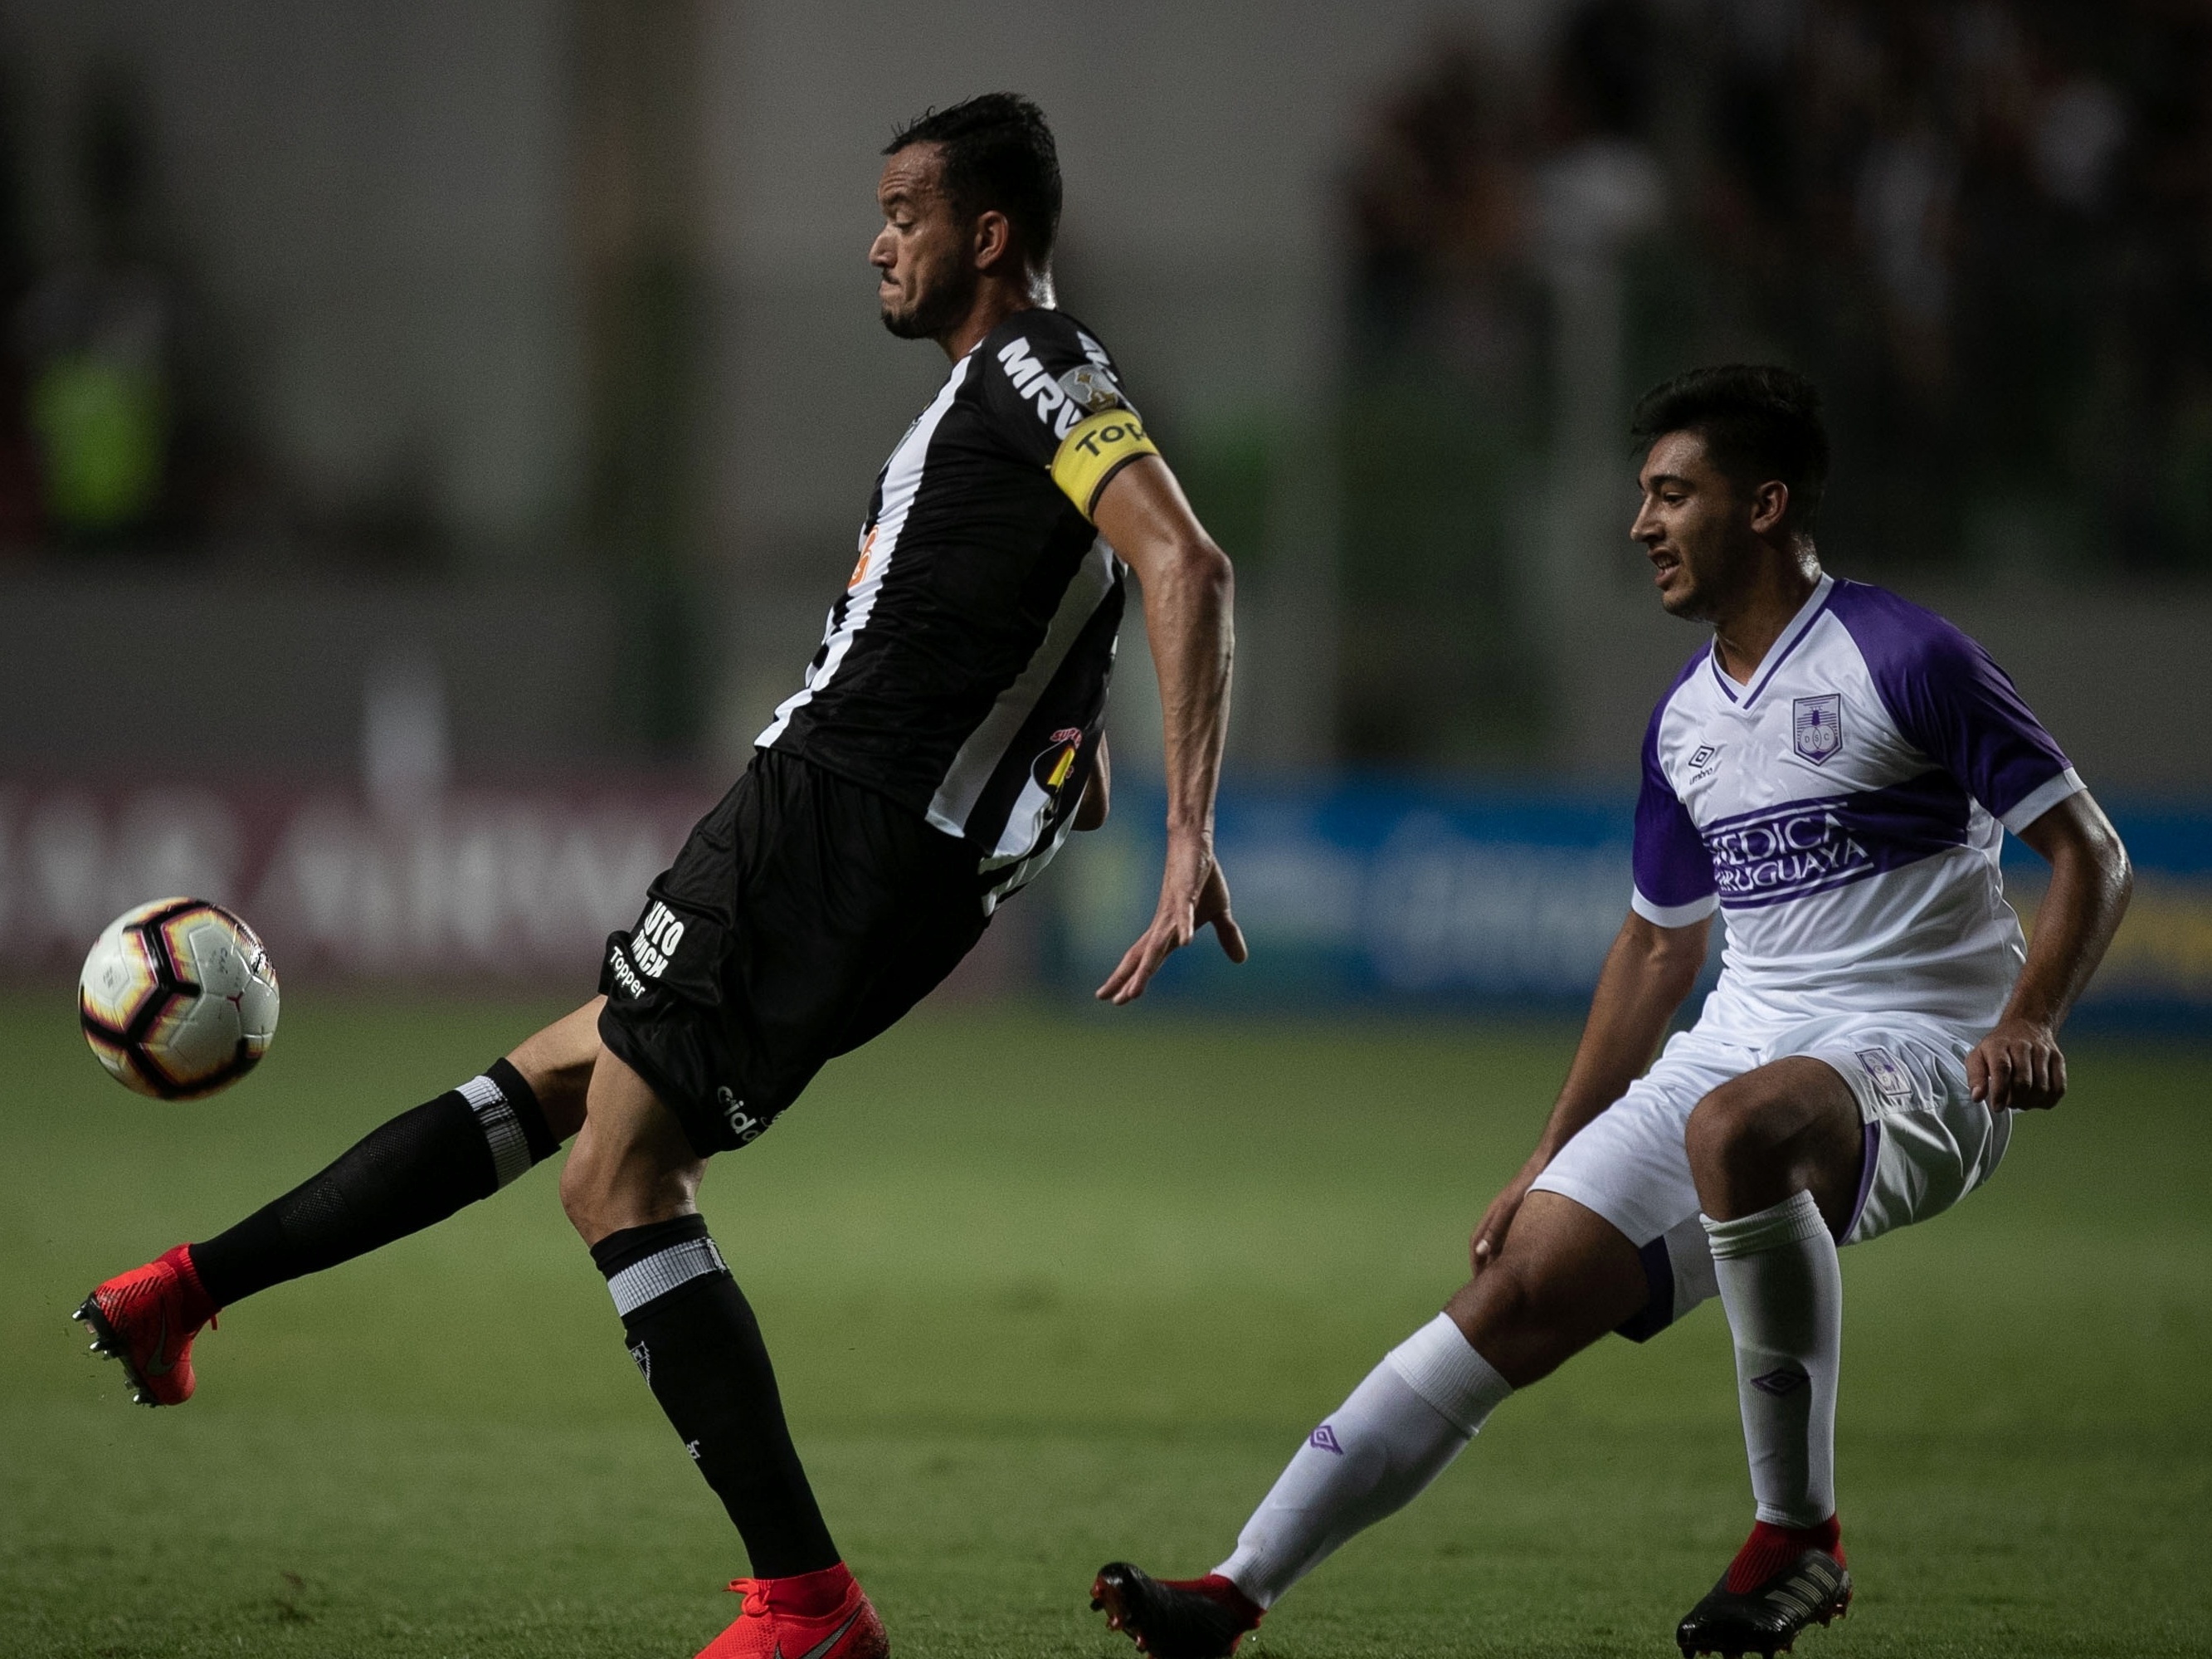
[78,899,280,1100]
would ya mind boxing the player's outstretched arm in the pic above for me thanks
[1469,911,1709,1276]
[1971,790,2132,1111]
[1089,455,1245,1003]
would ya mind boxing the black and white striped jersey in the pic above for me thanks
[757,308,1157,909]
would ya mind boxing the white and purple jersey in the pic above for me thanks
[1632,573,2083,1037]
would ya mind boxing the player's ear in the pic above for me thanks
[972,208,1013,272]
[1749,479,1791,538]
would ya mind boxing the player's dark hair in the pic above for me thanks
[886,93,1062,270]
[1630,364,1830,535]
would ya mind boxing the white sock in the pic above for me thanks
[1214,1314,1512,1608]
[1703,1190,1842,1528]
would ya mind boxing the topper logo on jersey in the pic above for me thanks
[1706,802,1872,903]
[630,900,687,978]
[1793,694,1844,764]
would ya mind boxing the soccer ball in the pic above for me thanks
[78,899,280,1100]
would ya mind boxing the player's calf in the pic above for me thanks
[76,1032,579,1404]
[1684,1058,1863,1227]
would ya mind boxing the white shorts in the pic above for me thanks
[1527,1012,2012,1341]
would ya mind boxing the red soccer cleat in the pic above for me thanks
[75,1244,217,1407]
[695,1564,887,1659]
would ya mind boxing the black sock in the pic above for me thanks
[592,1215,839,1578]
[189,1058,558,1307]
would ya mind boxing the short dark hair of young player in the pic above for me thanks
[886,93,1063,270]
[1630,364,1831,535]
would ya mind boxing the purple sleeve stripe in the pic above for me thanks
[1828,581,2073,820]
[1633,657,1718,910]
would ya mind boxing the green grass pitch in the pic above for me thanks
[2,992,2206,1657]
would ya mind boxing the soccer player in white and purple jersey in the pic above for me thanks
[1090,366,2134,1659]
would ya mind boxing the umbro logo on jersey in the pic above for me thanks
[1688,743,1725,778]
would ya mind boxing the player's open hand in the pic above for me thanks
[1967,1017,2067,1112]
[1096,833,1247,1004]
[1469,1154,1543,1276]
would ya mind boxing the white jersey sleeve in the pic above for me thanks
[1824,580,2082,836]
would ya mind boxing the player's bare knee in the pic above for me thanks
[1686,1081,1786,1179]
[558,1123,702,1246]
[1452,1253,1557,1349]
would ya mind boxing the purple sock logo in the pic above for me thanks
[1308,1424,1344,1454]
[1750,1365,1808,1396]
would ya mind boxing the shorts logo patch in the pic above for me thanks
[718,1086,768,1147]
[1751,1364,1808,1397]
[1792,694,1843,764]
[627,1340,650,1382]
[607,942,648,999]
[1308,1424,1344,1455]
[631,900,687,978]
[1855,1047,1912,1102]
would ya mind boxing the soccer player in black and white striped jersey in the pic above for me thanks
[76,93,1246,1659]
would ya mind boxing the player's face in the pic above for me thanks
[872,145,977,341]
[1631,432,1763,621]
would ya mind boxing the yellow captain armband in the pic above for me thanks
[1050,408,1160,521]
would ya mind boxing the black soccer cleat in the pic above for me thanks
[1676,1547,1852,1658]
[1090,1562,1262,1659]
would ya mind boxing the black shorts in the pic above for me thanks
[597,748,990,1157]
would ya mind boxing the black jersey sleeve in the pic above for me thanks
[977,310,1160,521]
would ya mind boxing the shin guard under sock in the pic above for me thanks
[1216,1314,1512,1607]
[592,1215,838,1579]
[1703,1189,1844,1532]
[188,1058,556,1307]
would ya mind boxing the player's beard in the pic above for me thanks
[881,251,977,342]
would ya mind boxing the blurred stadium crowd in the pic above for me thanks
[0,3,2204,573]
[1339,0,2212,758]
